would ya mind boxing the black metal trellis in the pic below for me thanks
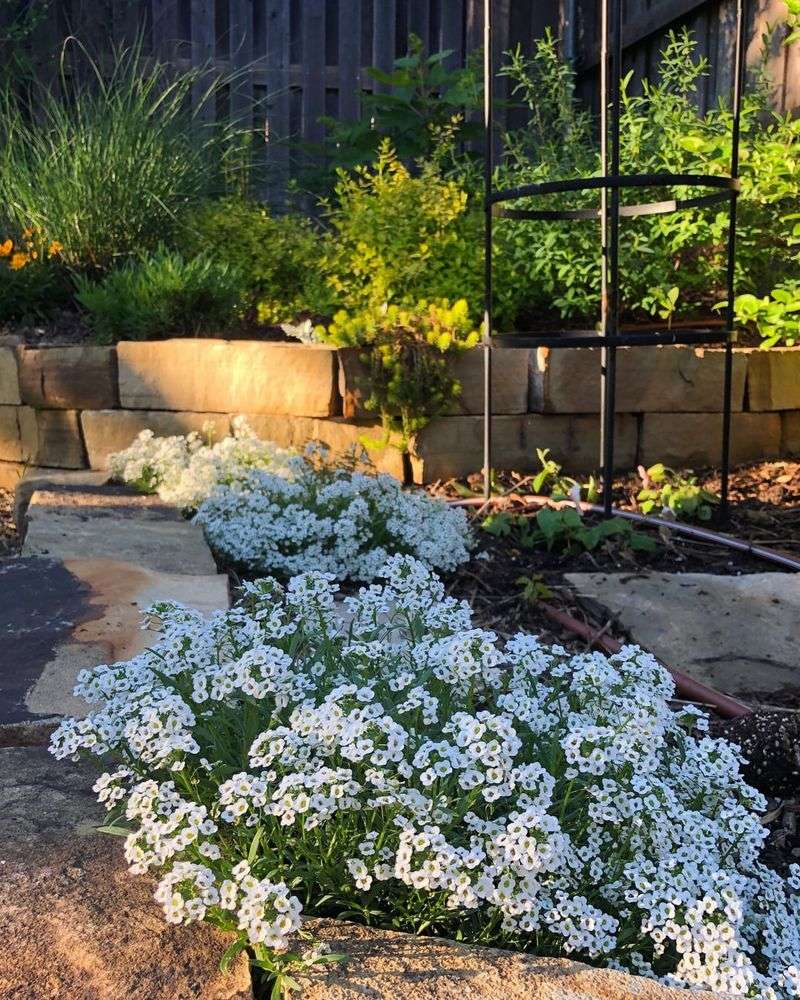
[482,0,746,518]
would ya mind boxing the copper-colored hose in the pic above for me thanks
[535,601,751,719]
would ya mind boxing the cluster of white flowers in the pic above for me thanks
[109,416,294,510]
[50,556,800,994]
[111,425,471,580]
[194,454,471,579]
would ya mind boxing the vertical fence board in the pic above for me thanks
[440,0,463,67]
[262,0,291,202]
[408,0,429,48]
[338,0,362,119]
[229,0,253,125]
[301,0,326,146]
[151,0,183,60]
[190,0,216,124]
[372,0,396,92]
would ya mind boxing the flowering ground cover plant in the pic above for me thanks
[51,556,800,997]
[193,447,471,580]
[109,417,294,511]
[111,427,470,581]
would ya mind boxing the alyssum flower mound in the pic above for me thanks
[109,416,294,511]
[51,557,800,997]
[193,455,471,580]
[111,426,471,581]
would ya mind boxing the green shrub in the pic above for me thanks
[181,198,331,325]
[489,29,800,328]
[318,140,485,322]
[320,298,480,446]
[75,247,246,344]
[734,281,800,348]
[0,40,243,273]
[312,34,482,190]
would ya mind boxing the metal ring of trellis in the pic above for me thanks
[480,0,747,518]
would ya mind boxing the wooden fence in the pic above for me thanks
[7,0,799,199]
[572,0,800,114]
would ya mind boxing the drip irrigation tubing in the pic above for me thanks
[443,493,797,718]
[448,494,800,573]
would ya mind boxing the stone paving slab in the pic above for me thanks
[297,919,722,1000]
[0,747,252,999]
[565,571,800,697]
[22,484,217,575]
[0,556,229,725]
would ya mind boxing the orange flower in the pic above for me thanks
[47,240,63,258]
[10,252,29,270]
[0,239,11,257]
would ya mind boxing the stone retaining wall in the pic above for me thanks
[0,337,797,488]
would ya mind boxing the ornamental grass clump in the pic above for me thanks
[109,417,294,511]
[193,446,471,580]
[51,556,800,997]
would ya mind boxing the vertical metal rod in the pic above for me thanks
[721,0,746,520]
[600,0,622,518]
[482,0,493,501]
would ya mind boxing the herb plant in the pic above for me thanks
[51,556,800,997]
[733,282,800,348]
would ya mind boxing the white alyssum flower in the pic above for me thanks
[194,451,471,580]
[109,416,294,511]
[111,427,471,581]
[50,556,800,995]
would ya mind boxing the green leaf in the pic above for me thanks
[219,938,247,973]
[96,823,134,837]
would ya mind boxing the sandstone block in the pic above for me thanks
[0,405,37,463]
[34,409,86,468]
[81,409,230,469]
[20,346,117,409]
[409,414,637,484]
[0,460,26,490]
[0,344,21,404]
[783,411,800,454]
[0,748,251,999]
[296,919,719,1000]
[640,412,781,468]
[338,347,530,419]
[746,347,800,411]
[242,413,406,479]
[118,339,340,416]
[530,345,747,414]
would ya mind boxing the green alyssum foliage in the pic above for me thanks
[483,506,656,555]
[180,199,330,326]
[75,247,246,344]
[488,29,800,330]
[0,40,243,274]
[636,464,719,522]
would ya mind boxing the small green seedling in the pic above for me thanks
[637,464,718,521]
[483,506,656,555]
